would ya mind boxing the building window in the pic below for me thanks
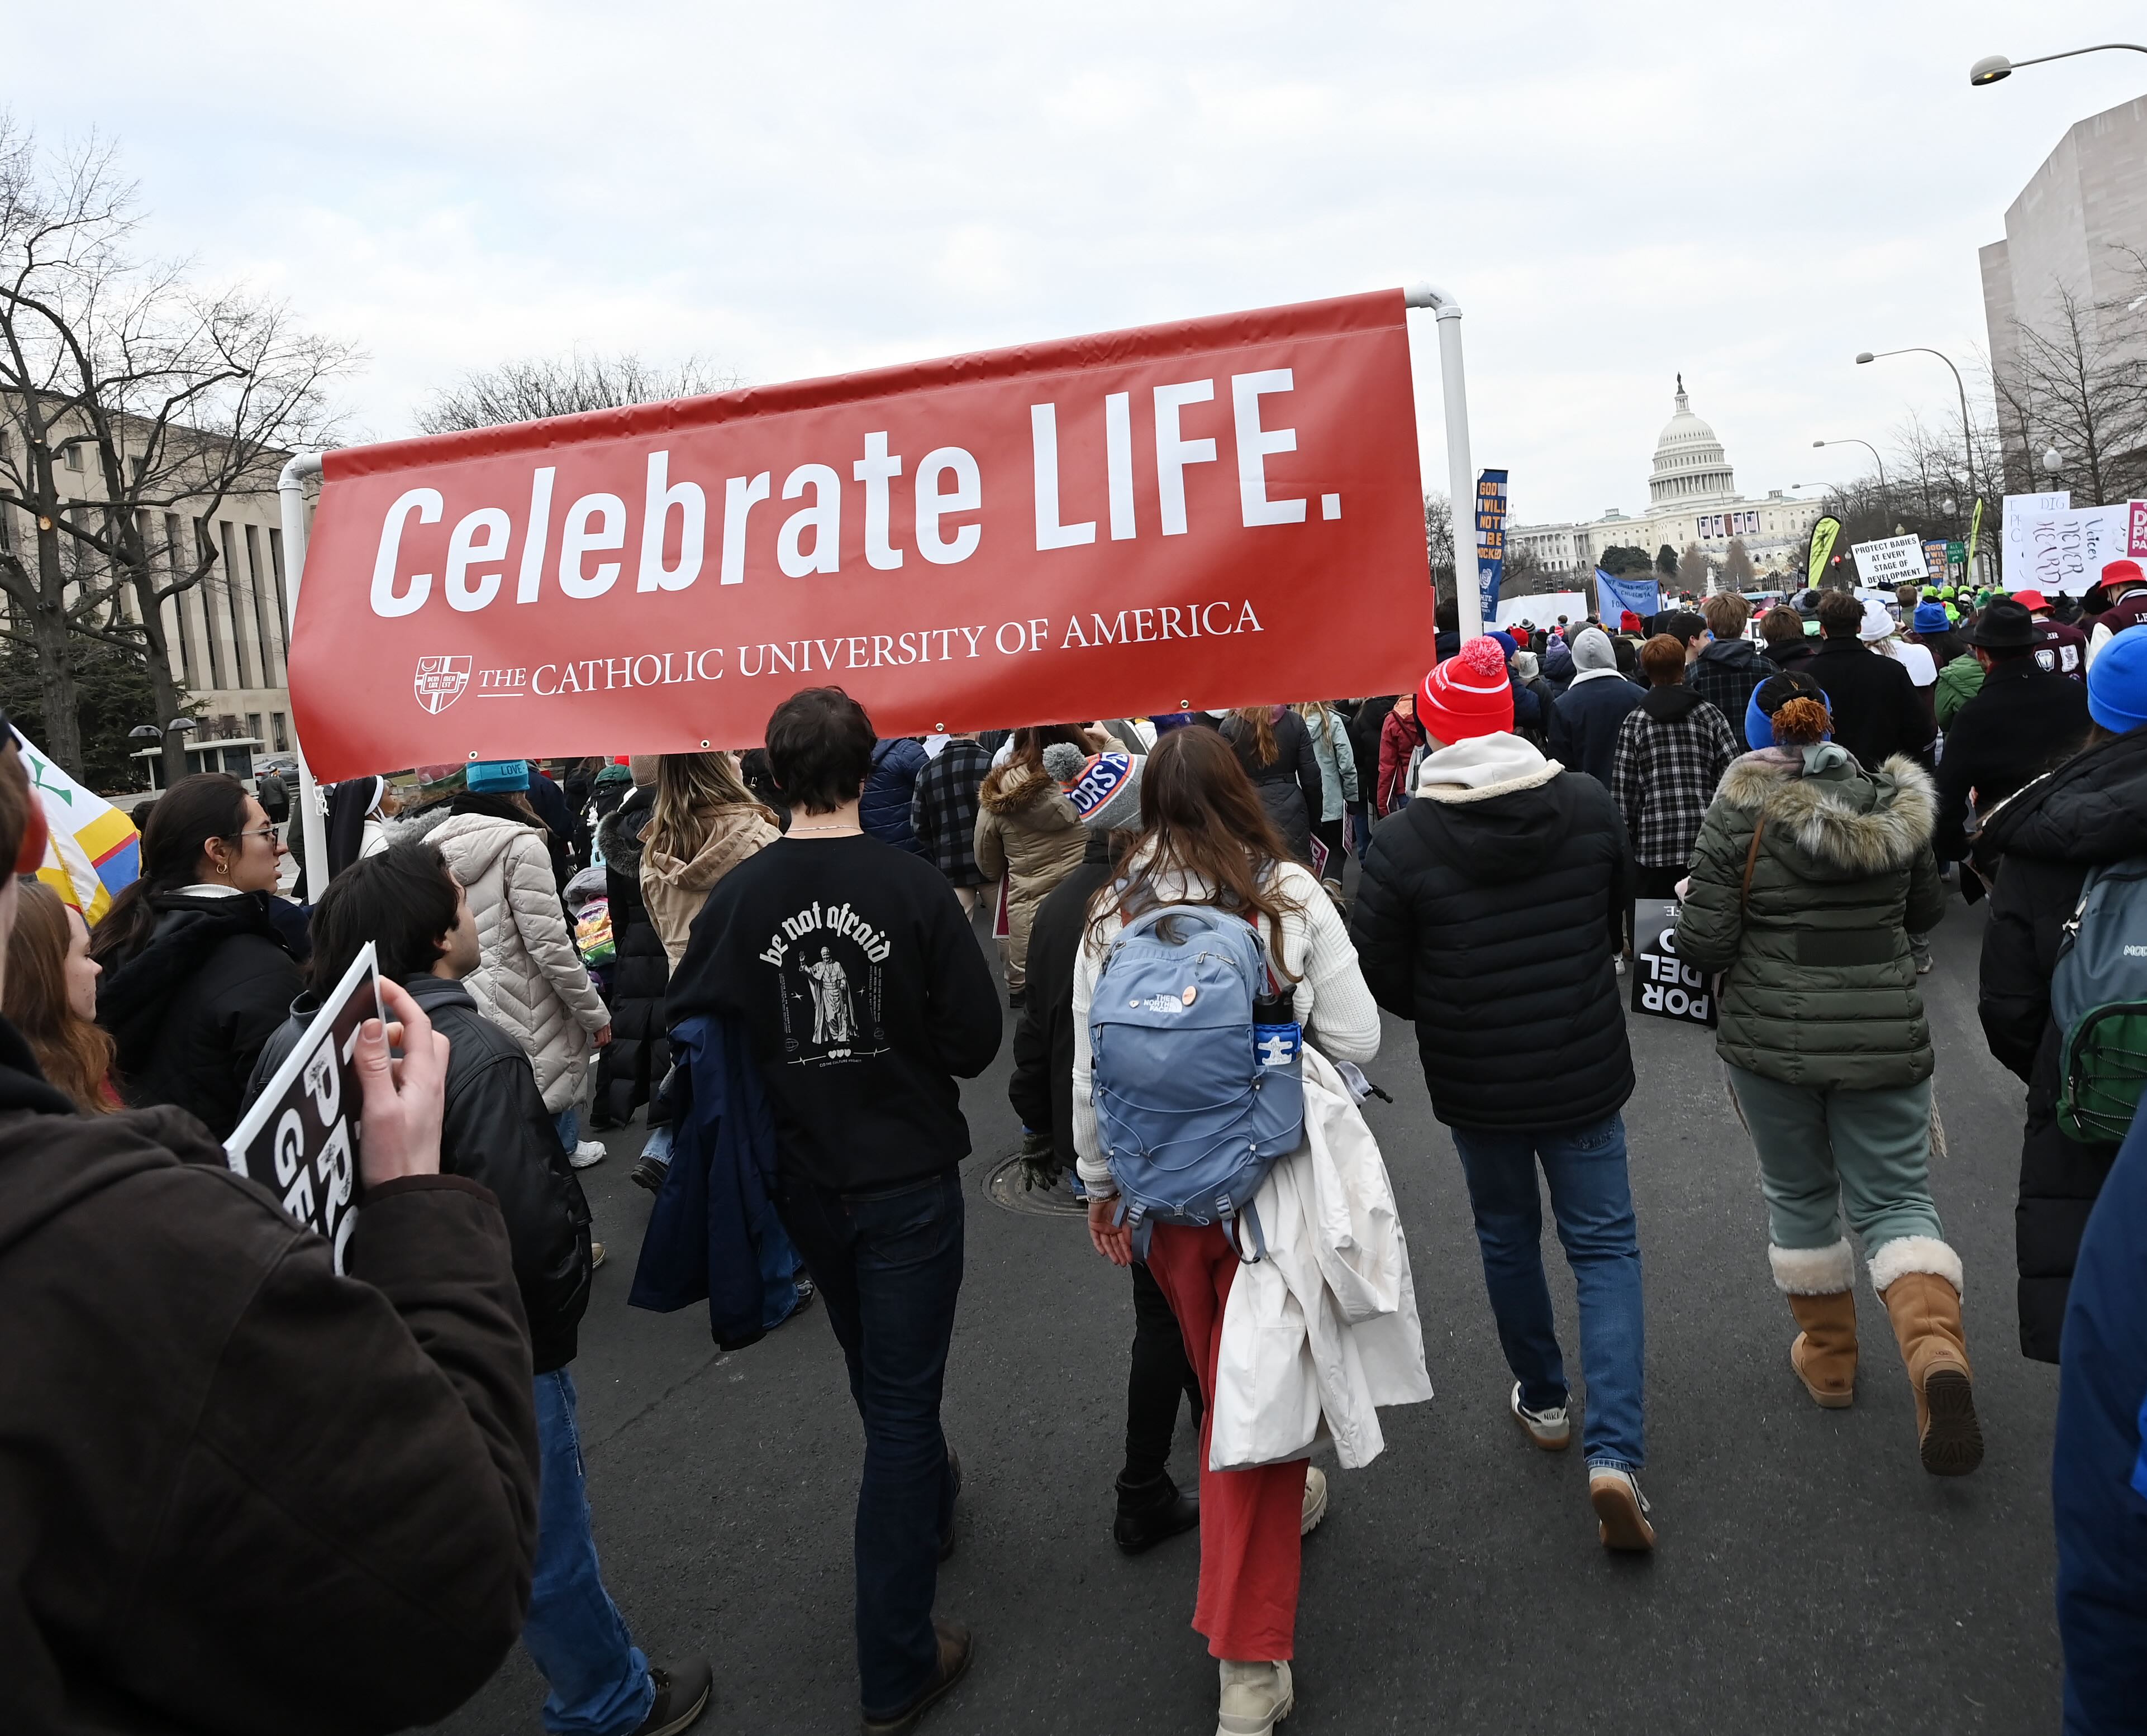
[271,711,289,752]
[62,442,83,471]
[194,520,227,690]
[246,712,263,745]
[245,522,282,681]
[219,521,254,689]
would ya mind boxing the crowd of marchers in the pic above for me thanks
[2,556,2145,1736]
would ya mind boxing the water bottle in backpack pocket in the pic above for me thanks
[2050,857,2147,1145]
[1089,904,1304,1260]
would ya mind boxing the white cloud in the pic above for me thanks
[19,0,2147,519]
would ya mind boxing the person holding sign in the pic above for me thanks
[0,735,545,1734]
[1674,678,1977,1476]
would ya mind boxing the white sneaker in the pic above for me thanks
[1299,1464,1327,1535]
[1217,1659,1294,1736]
[570,1139,607,1170]
[1588,1465,1656,1552]
[1510,1381,1572,1451]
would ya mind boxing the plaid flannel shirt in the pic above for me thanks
[909,739,993,885]
[1609,697,1740,869]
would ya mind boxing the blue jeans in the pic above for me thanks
[1449,1114,1646,1471]
[778,1170,964,1719]
[554,1108,580,1154]
[525,1370,654,1735]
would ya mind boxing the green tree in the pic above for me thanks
[0,631,189,791]
[1655,543,1678,579]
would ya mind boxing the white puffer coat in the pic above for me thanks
[428,810,608,1113]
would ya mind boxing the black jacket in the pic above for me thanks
[1973,725,2147,1361]
[1549,673,1643,791]
[523,765,575,888]
[1351,759,1635,1130]
[593,786,670,1129]
[1008,831,1114,1163]
[0,1015,538,1735]
[1808,635,1936,771]
[97,891,304,1141]
[1688,636,1769,749]
[1222,708,1321,864]
[250,974,593,1373]
[1762,635,1818,678]
[1933,658,2094,862]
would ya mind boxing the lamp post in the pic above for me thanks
[128,717,196,794]
[1856,347,1979,572]
[1969,44,2147,85]
[1812,437,1887,488]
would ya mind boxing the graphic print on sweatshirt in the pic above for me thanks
[758,898,891,1066]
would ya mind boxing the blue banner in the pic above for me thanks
[1474,469,1507,630]
[1594,569,1661,626]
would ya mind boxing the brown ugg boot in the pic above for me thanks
[1874,1246,1983,1476]
[1786,1291,1858,1408]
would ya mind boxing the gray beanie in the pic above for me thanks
[1043,742,1144,833]
[1570,627,1617,673]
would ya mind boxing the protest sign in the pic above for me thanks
[223,942,381,1273]
[1806,516,1841,589]
[1630,898,1716,1027]
[1595,570,1660,624]
[291,292,1432,779]
[2001,492,2073,592]
[2131,500,2147,560]
[1850,534,1928,588]
[1474,469,1507,631]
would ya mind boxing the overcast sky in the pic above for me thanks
[15,2,2146,525]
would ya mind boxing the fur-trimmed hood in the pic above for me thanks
[1713,744,1935,879]
[979,762,1063,816]
[596,784,654,877]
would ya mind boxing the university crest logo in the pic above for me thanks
[414,655,472,714]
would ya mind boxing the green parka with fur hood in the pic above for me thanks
[1675,744,1945,1091]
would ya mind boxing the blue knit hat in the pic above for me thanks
[466,758,530,793]
[1912,601,1949,634]
[1745,671,1829,749]
[2087,624,2147,735]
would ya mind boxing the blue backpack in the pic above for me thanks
[1089,903,1305,1258]
[2050,857,2147,1145]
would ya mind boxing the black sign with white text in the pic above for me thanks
[1630,898,1717,1028]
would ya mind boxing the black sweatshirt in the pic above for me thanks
[665,834,1003,1192]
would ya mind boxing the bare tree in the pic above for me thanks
[0,120,356,777]
[1722,537,1755,590]
[1497,543,1545,599]
[417,351,740,434]
[1676,542,1712,594]
[1422,491,1455,589]
[1992,275,2147,505]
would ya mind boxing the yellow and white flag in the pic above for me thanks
[11,728,141,923]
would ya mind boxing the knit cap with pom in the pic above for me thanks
[1058,750,1144,832]
[1417,636,1515,745]
[1040,742,1088,783]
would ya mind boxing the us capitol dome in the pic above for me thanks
[1648,375,1737,506]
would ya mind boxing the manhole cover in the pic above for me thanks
[982,1154,1091,1218]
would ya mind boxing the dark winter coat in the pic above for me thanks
[522,764,575,889]
[1549,671,1644,791]
[1973,724,2147,1361]
[1676,746,1943,1091]
[249,972,593,1374]
[1808,635,1937,771]
[2053,1109,2147,1728]
[1008,831,1114,1165]
[1688,636,1770,749]
[1344,698,1398,809]
[1540,637,1575,697]
[909,738,993,887]
[1932,657,2093,862]
[1350,751,1635,1131]
[1375,704,1425,815]
[0,1016,537,1735]
[1762,633,1819,678]
[862,737,930,853]
[593,786,669,1129]
[96,890,304,1141]
[1222,707,1322,864]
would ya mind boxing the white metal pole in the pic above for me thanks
[1405,284,1483,640]
[276,451,330,901]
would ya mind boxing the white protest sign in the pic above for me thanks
[1850,534,1929,587]
[223,942,382,1274]
[2001,492,2073,591]
[2057,505,2136,594]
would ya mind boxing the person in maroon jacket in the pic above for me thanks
[2010,589,2088,682]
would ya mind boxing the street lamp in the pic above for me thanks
[2043,445,2064,476]
[1856,347,1978,564]
[1812,437,1887,488]
[1970,44,2147,86]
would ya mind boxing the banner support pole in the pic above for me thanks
[277,451,331,900]
[1406,283,1483,641]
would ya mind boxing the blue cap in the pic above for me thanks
[1744,690,1775,748]
[466,758,531,793]
[2087,624,2147,736]
[1912,602,1949,634]
[1489,629,1518,657]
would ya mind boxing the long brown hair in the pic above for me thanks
[1091,726,1303,981]
[645,751,770,860]
[979,724,1088,803]
[1226,706,1279,766]
[5,881,118,1113]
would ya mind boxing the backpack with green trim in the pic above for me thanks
[2050,858,2147,1145]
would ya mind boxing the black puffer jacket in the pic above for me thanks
[1221,707,1321,864]
[96,891,304,1141]
[249,973,593,1373]
[1973,724,2147,1362]
[1351,743,1635,1130]
[592,787,669,1130]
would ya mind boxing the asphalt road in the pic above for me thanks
[430,887,2062,1736]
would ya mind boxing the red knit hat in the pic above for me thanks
[1418,637,1515,744]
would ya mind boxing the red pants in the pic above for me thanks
[1144,1222,1307,1661]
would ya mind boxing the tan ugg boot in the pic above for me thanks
[1785,1291,1858,1408]
[1875,1254,1983,1477]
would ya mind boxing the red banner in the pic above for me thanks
[291,289,1432,779]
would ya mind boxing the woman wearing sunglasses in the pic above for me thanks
[92,773,301,1140]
